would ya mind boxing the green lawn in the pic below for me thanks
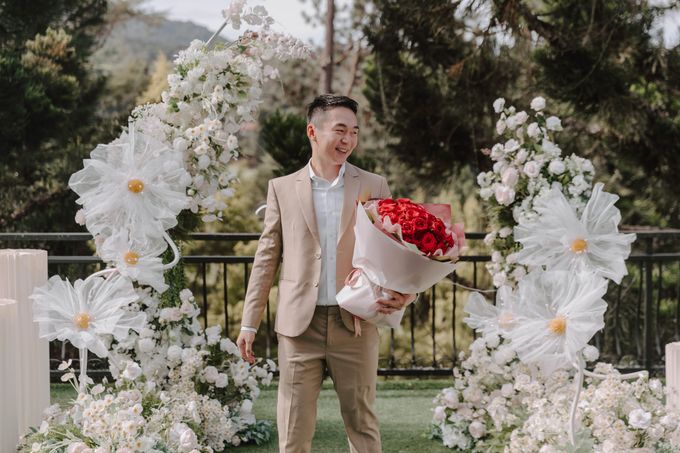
[51,379,453,452]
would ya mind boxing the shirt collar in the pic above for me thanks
[308,160,346,186]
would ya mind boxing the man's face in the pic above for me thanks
[308,107,359,166]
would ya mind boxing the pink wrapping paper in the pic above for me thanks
[336,203,457,328]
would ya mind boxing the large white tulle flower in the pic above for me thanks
[463,286,519,339]
[69,126,192,241]
[31,274,146,357]
[507,270,608,374]
[98,229,169,293]
[513,182,636,284]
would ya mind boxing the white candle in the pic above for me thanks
[0,250,50,435]
[0,298,20,452]
[666,342,680,412]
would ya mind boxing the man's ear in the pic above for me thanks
[306,123,316,142]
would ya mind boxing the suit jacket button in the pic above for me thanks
[313,281,319,287]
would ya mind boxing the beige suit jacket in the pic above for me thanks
[242,162,391,337]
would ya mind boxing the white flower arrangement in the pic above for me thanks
[430,340,680,452]
[431,95,680,450]
[478,97,596,288]
[24,2,305,451]
[131,2,309,222]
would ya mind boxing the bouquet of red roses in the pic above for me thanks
[336,198,465,330]
[372,198,463,260]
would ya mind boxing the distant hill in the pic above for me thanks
[92,17,220,73]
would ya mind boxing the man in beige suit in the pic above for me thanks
[237,95,413,452]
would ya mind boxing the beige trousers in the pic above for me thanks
[277,306,381,453]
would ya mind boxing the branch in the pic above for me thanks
[0,186,73,228]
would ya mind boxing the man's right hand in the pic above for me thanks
[237,330,256,364]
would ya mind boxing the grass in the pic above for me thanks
[50,379,453,452]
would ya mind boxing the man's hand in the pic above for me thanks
[376,289,416,315]
[237,330,256,364]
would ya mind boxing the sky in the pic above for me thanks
[143,0,328,45]
[144,0,679,48]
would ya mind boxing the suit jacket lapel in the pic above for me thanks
[338,163,360,245]
[295,167,321,248]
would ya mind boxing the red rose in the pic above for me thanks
[401,221,415,237]
[419,232,438,255]
[413,217,428,231]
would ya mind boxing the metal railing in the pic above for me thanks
[1,230,679,378]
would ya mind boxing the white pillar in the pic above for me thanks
[0,250,50,435]
[0,298,20,451]
[666,342,680,412]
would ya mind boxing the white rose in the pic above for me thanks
[523,161,541,178]
[504,139,520,152]
[479,187,493,200]
[514,111,528,125]
[442,388,459,408]
[215,373,229,388]
[484,332,500,348]
[138,338,155,353]
[205,325,222,345]
[548,160,565,175]
[468,421,486,439]
[490,143,505,160]
[477,172,491,187]
[506,252,518,264]
[498,227,513,238]
[501,167,519,187]
[121,361,142,381]
[491,251,503,263]
[197,154,211,170]
[494,185,515,206]
[167,345,182,362]
[173,137,189,152]
[501,383,514,398]
[220,338,241,356]
[492,271,507,287]
[582,345,599,362]
[546,116,563,131]
[179,428,198,452]
[483,231,497,245]
[496,119,507,135]
[628,408,652,429]
[530,96,546,111]
[492,160,508,175]
[505,115,518,131]
[541,139,561,157]
[179,289,194,303]
[493,98,505,113]
[433,405,446,422]
[514,148,528,164]
[74,209,86,226]
[527,122,541,138]
[203,366,219,383]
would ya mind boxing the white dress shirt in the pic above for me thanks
[309,161,345,306]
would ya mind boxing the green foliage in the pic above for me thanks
[0,0,113,231]
[364,0,680,227]
[363,0,522,189]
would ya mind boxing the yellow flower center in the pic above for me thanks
[73,312,91,330]
[127,179,144,193]
[498,312,515,330]
[124,251,139,266]
[571,238,588,254]
[548,315,567,335]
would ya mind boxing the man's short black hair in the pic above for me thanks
[306,94,358,123]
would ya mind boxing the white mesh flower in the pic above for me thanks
[98,229,169,293]
[513,182,636,284]
[463,286,519,339]
[31,274,146,357]
[507,270,608,374]
[69,126,191,241]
